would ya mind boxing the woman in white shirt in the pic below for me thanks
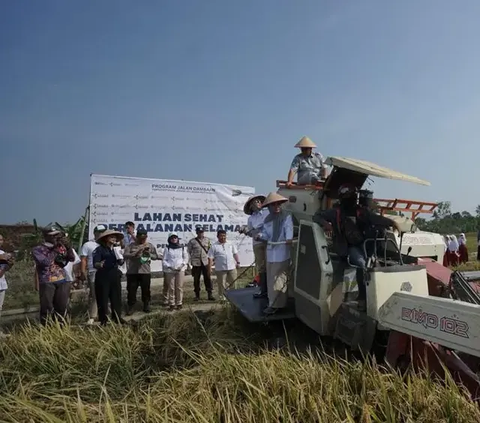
[162,233,188,310]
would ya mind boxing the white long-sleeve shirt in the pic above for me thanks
[247,209,269,246]
[258,214,294,263]
[162,246,188,273]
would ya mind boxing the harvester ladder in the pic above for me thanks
[374,198,438,220]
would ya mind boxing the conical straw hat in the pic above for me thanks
[262,192,288,208]
[294,136,317,148]
[97,229,124,242]
[243,194,266,215]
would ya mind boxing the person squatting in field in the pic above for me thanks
[240,194,269,300]
[254,192,293,315]
[162,233,189,310]
[187,227,215,301]
[32,223,76,325]
[123,228,159,315]
[80,224,107,325]
[92,229,126,325]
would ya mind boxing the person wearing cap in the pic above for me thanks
[187,227,215,301]
[80,224,107,324]
[162,233,189,310]
[313,183,401,311]
[240,194,269,299]
[32,223,76,325]
[254,192,294,315]
[208,230,240,300]
[92,229,126,325]
[287,136,327,186]
[123,228,159,314]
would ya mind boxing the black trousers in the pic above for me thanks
[126,273,151,306]
[39,282,71,326]
[95,268,122,325]
[191,264,212,295]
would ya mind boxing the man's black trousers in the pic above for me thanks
[126,273,152,307]
[191,264,212,295]
[95,268,122,325]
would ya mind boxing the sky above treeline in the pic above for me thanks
[1,1,479,224]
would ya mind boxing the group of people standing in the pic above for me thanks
[443,233,469,267]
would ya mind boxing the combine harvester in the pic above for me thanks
[225,156,480,399]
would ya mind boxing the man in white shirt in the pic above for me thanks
[255,192,293,315]
[240,194,269,299]
[80,224,107,324]
[208,230,240,299]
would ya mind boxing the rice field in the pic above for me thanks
[0,307,479,423]
[1,234,479,421]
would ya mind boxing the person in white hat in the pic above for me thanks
[32,223,77,326]
[240,194,269,299]
[287,136,327,186]
[254,192,293,315]
[162,233,189,311]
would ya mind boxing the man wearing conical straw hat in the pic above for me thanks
[240,194,269,299]
[254,192,293,315]
[287,136,327,186]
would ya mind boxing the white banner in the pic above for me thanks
[88,174,256,272]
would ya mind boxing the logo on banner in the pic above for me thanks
[91,211,109,217]
[92,193,109,199]
[134,195,150,200]
[112,194,130,199]
[151,183,216,194]
[93,204,109,209]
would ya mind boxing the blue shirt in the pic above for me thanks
[92,245,120,274]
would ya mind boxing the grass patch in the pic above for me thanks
[0,309,478,422]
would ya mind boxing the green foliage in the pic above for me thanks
[416,202,480,234]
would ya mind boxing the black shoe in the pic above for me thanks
[126,307,134,316]
[143,303,151,313]
[168,305,175,311]
[207,293,216,301]
[175,305,183,310]
[193,296,199,302]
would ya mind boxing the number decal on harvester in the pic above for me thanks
[401,307,469,338]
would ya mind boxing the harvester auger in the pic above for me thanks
[225,156,480,399]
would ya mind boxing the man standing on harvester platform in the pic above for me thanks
[240,194,269,299]
[313,183,401,311]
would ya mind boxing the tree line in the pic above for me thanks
[392,201,480,235]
